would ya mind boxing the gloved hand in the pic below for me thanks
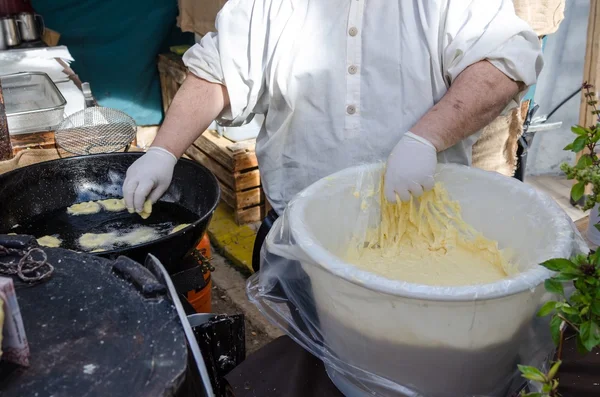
[384,132,438,202]
[123,146,178,212]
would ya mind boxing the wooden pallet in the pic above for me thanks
[186,130,269,224]
[158,53,269,224]
[157,53,188,115]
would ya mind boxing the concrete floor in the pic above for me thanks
[211,283,274,355]
[209,250,283,355]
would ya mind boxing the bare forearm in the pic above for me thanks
[411,60,524,152]
[152,73,230,157]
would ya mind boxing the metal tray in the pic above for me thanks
[1,72,66,135]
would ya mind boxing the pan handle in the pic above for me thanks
[111,255,167,298]
[0,234,38,250]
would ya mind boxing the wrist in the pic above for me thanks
[148,146,178,164]
[405,131,438,152]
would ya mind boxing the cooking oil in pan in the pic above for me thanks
[11,201,199,252]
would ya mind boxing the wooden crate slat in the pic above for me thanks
[217,180,263,210]
[195,132,235,170]
[186,144,261,192]
[186,144,235,189]
[235,187,263,209]
[235,169,260,191]
[218,180,236,208]
[196,131,258,172]
[232,151,258,171]
[157,54,187,84]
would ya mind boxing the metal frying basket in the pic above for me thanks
[55,106,137,155]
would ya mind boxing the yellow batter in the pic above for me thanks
[170,223,190,234]
[68,198,150,217]
[117,227,158,245]
[37,235,62,248]
[128,200,152,219]
[67,201,102,215]
[347,182,514,287]
[98,198,127,212]
[78,227,159,251]
[79,232,118,250]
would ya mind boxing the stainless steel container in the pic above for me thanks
[1,17,21,47]
[0,21,7,50]
[1,72,67,135]
[16,12,41,42]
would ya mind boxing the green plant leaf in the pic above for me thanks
[592,131,600,143]
[571,293,585,305]
[578,321,600,352]
[550,315,563,346]
[538,301,557,317]
[576,154,594,169]
[561,305,579,315]
[577,334,589,354]
[595,223,600,234]
[545,278,565,296]
[591,300,600,316]
[571,182,586,202]
[553,272,579,281]
[575,279,588,293]
[518,365,547,382]
[572,136,587,152]
[593,250,600,265]
[547,360,562,381]
[541,258,575,271]
[582,321,600,352]
[520,393,543,397]
[572,125,589,136]
[564,143,574,151]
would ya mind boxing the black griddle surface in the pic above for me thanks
[0,247,188,397]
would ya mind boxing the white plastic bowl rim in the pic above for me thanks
[282,163,573,302]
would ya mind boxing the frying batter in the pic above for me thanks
[347,183,513,287]
[79,232,118,250]
[170,224,190,234]
[78,227,159,251]
[128,200,152,219]
[98,198,127,212]
[37,235,62,248]
[67,201,102,216]
[118,227,158,246]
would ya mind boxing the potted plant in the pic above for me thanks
[519,251,600,396]
[561,82,600,244]
[518,83,600,396]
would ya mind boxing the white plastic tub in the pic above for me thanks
[256,163,581,396]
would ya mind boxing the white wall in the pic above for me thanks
[526,0,590,176]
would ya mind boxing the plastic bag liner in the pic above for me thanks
[247,163,587,397]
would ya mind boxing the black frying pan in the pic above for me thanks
[0,153,220,273]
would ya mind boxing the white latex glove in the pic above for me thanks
[123,147,178,212]
[384,132,437,202]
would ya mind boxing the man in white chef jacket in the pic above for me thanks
[123,0,542,271]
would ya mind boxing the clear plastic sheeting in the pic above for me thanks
[247,163,586,397]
